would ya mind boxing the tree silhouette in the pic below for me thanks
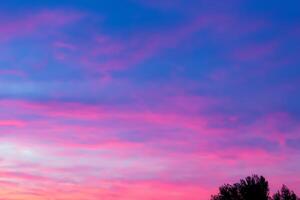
[211,183,241,200]
[210,175,298,200]
[273,185,299,200]
[238,175,269,200]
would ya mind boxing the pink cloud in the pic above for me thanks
[0,2,298,200]
[0,10,82,41]
[56,13,218,72]
[65,12,269,74]
[0,120,26,127]
[0,171,50,182]
[0,69,26,77]
[232,41,278,61]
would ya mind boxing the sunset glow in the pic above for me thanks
[0,1,299,199]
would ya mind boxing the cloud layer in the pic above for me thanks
[0,0,299,199]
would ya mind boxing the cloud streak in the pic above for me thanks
[0,1,299,199]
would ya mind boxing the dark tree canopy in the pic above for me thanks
[273,185,299,200]
[238,175,269,200]
[211,183,241,200]
[211,175,269,200]
[211,175,299,200]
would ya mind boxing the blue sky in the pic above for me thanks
[0,0,299,199]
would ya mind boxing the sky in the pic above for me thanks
[0,0,299,199]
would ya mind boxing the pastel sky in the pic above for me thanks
[0,0,300,199]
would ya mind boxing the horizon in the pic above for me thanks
[0,0,299,199]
